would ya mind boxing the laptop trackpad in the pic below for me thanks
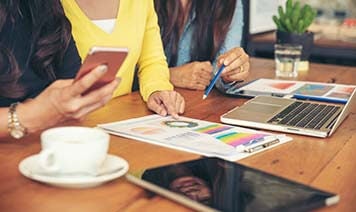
[227,96,294,122]
[242,102,281,114]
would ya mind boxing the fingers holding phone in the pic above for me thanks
[71,64,120,96]
[18,46,126,132]
[69,66,121,118]
[67,46,127,117]
[71,64,107,95]
[26,65,120,132]
[74,46,128,93]
[55,64,120,118]
[70,64,120,106]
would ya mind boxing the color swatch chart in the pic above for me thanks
[194,124,268,148]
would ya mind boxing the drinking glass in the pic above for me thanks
[274,44,302,78]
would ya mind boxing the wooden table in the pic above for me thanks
[0,58,355,212]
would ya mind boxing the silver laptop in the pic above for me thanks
[221,89,355,138]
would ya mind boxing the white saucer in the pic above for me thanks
[18,154,129,189]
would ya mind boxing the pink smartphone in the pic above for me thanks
[75,46,128,92]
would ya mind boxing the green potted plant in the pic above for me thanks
[273,0,317,70]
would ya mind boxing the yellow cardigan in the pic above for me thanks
[62,0,173,101]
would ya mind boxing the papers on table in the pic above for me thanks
[227,78,356,104]
[98,115,292,161]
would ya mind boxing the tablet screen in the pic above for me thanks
[127,157,338,212]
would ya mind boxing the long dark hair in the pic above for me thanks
[154,0,237,67]
[0,0,71,98]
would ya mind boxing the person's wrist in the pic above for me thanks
[148,90,159,99]
[16,99,60,133]
[170,67,185,88]
[169,68,179,85]
[16,101,40,133]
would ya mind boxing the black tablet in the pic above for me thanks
[126,157,339,212]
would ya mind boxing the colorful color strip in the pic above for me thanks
[194,124,233,135]
[216,132,267,147]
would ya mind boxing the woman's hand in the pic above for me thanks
[217,47,250,83]
[170,61,213,90]
[147,90,185,119]
[19,65,119,132]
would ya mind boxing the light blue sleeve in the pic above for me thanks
[214,1,244,92]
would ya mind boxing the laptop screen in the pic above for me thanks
[130,157,338,212]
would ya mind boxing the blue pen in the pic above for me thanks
[292,94,347,104]
[202,64,225,99]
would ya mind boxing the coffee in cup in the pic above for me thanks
[37,126,109,176]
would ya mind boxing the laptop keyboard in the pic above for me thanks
[268,101,341,129]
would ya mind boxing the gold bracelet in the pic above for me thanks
[8,102,27,139]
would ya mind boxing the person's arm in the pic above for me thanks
[0,100,55,138]
[137,1,185,118]
[0,65,119,139]
[214,1,245,91]
[137,1,173,101]
[0,108,10,137]
[0,100,58,138]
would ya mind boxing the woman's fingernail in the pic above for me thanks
[160,110,167,116]
[115,77,122,83]
[172,113,179,119]
[98,64,108,73]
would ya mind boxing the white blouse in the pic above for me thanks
[92,19,116,34]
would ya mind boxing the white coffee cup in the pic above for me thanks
[37,127,109,176]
